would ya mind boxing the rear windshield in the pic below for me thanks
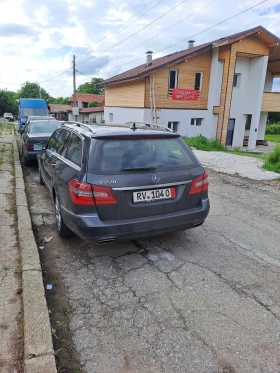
[29,121,61,134]
[89,137,198,174]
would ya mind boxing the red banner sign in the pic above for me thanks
[172,89,199,101]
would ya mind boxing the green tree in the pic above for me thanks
[48,96,70,104]
[16,81,52,102]
[0,89,18,116]
[77,77,104,95]
[88,100,102,107]
[267,112,280,124]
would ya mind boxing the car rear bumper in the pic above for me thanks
[61,198,210,243]
[24,150,40,160]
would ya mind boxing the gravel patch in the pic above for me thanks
[193,150,279,180]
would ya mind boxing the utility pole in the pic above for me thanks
[73,55,78,121]
[38,85,42,99]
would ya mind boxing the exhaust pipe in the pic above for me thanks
[96,237,116,245]
[193,221,204,227]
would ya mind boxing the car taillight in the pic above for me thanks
[68,180,95,205]
[27,144,34,150]
[189,173,209,195]
[68,180,117,206]
[92,185,117,205]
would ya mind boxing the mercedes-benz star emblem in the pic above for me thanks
[152,175,160,183]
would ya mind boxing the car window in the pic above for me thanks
[65,133,82,167]
[58,130,71,156]
[89,137,198,174]
[47,129,63,153]
[29,121,61,134]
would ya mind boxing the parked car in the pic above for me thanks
[3,113,14,121]
[37,122,210,244]
[22,120,64,166]
[20,115,56,136]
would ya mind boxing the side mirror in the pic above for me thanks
[42,146,46,150]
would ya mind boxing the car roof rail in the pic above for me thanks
[61,121,96,134]
[125,121,174,133]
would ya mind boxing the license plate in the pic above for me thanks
[34,144,43,150]
[133,187,176,203]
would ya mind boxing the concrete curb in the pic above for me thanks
[13,138,57,373]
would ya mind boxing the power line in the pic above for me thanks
[39,67,72,85]
[77,0,189,68]
[156,0,267,55]
[0,82,21,86]
[76,70,93,80]
[129,0,220,53]
[81,0,267,75]
[78,0,165,64]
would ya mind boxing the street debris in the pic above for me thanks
[46,284,53,290]
[43,237,53,243]
[39,246,44,250]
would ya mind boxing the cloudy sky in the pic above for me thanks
[0,0,279,97]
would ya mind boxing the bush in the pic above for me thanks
[263,145,280,173]
[184,136,226,151]
[265,124,280,135]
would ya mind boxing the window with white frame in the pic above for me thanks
[168,69,178,90]
[194,72,203,91]
[233,73,241,88]
[190,118,203,126]
[168,121,180,132]
[109,113,113,122]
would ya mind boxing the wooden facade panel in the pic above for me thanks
[261,92,280,112]
[144,51,212,109]
[216,45,231,142]
[105,79,145,108]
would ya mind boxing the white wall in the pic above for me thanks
[104,107,146,123]
[257,112,268,140]
[156,109,216,138]
[247,56,268,149]
[229,56,268,148]
[89,112,104,123]
[68,113,84,122]
[207,48,224,108]
[230,57,250,147]
[264,71,273,92]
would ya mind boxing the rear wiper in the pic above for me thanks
[121,167,156,171]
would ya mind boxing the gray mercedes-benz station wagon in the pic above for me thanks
[37,122,210,244]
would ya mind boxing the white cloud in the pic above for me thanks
[0,0,280,96]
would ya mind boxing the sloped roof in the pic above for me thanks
[79,106,104,113]
[101,26,279,86]
[68,93,104,104]
[48,104,72,113]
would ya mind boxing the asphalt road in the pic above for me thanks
[22,159,280,373]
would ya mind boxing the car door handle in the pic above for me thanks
[51,161,57,167]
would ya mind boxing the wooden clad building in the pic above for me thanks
[101,26,280,149]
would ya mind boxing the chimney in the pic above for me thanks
[146,51,153,66]
[188,40,195,49]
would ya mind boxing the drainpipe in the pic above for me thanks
[152,75,157,124]
[149,76,153,123]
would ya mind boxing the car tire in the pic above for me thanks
[55,196,73,237]
[38,166,44,186]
